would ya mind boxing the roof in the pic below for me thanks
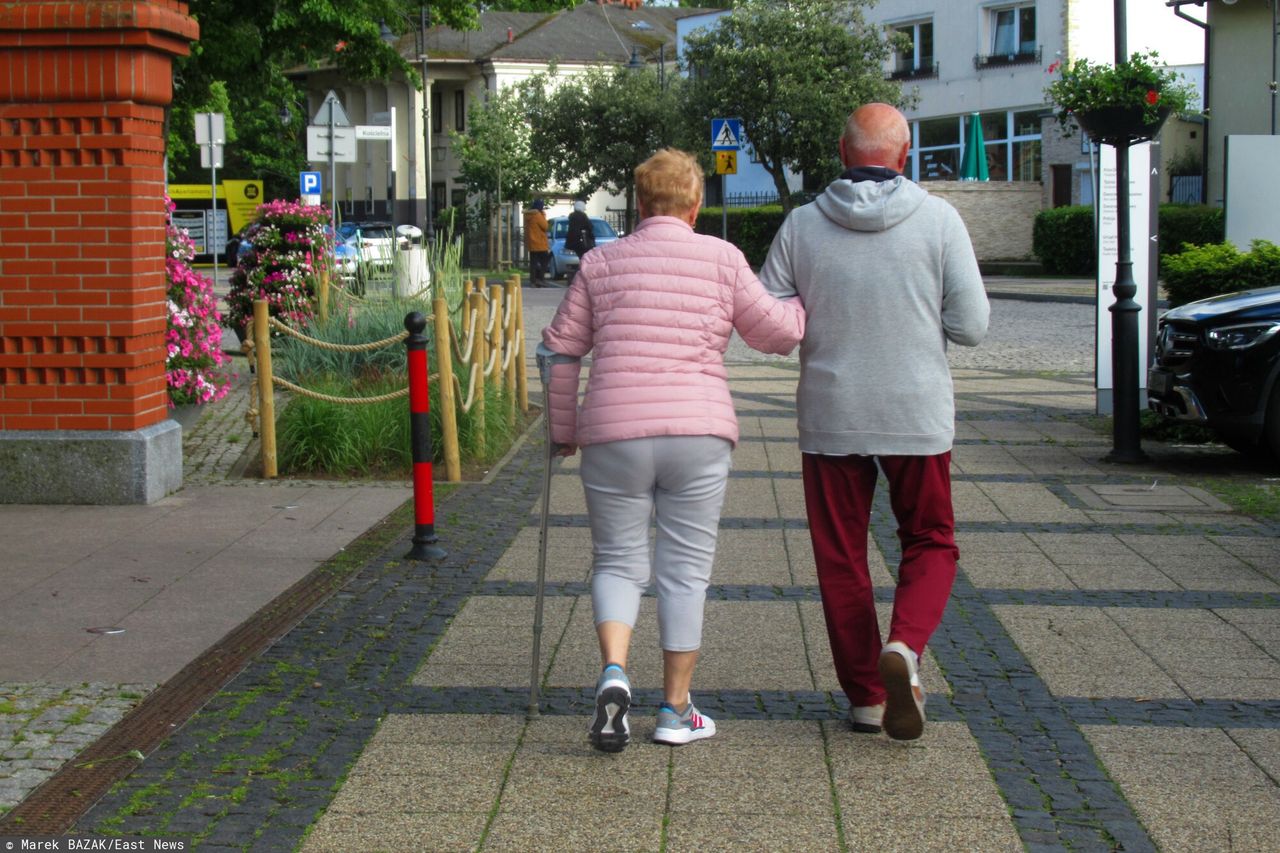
[396,2,711,66]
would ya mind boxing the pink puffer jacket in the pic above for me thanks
[541,215,805,448]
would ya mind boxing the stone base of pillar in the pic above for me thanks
[0,421,182,505]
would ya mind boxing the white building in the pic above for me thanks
[291,3,703,230]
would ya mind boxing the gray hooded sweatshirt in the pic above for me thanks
[760,175,989,456]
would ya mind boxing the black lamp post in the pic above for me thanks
[1106,0,1147,463]
[417,5,434,245]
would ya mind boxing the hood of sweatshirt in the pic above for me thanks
[815,171,928,234]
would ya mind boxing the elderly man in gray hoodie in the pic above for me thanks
[760,102,989,741]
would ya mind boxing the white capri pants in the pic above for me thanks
[581,435,732,653]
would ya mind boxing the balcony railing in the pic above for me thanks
[888,62,939,81]
[973,47,1041,70]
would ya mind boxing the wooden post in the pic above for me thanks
[504,279,517,427]
[433,295,461,482]
[489,283,505,386]
[470,289,487,458]
[515,276,529,413]
[253,299,278,478]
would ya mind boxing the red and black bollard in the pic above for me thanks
[404,312,447,561]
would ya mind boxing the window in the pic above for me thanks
[454,90,466,132]
[432,91,442,134]
[976,4,1038,68]
[891,20,935,79]
[909,109,1042,183]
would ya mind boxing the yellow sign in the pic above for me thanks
[715,151,737,175]
[168,181,264,233]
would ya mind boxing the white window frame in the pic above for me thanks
[891,19,934,74]
[985,2,1036,58]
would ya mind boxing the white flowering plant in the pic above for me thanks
[165,198,233,406]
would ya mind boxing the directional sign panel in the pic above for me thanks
[307,126,357,163]
[356,125,393,141]
[715,150,737,175]
[711,118,742,150]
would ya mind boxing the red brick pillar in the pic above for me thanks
[0,1,199,503]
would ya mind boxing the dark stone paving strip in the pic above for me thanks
[868,496,1158,851]
[479,581,1278,611]
[1062,698,1280,729]
[541,513,1268,536]
[76,438,550,850]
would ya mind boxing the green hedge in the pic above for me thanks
[1161,240,1280,307]
[1032,206,1096,275]
[1032,203,1226,276]
[1158,204,1224,258]
[695,206,786,268]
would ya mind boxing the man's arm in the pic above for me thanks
[939,212,989,347]
[758,214,799,300]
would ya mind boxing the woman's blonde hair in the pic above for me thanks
[634,148,704,218]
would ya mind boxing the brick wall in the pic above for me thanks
[925,183,1043,261]
[0,1,198,433]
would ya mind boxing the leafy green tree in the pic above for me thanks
[525,64,685,231]
[169,0,480,197]
[681,0,908,212]
[452,85,553,265]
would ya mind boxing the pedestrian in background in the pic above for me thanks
[539,148,805,753]
[564,200,595,264]
[760,103,989,741]
[523,198,550,287]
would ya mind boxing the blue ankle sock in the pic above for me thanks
[603,663,624,673]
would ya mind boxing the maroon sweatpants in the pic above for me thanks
[801,452,958,707]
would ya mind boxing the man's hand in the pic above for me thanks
[553,443,578,458]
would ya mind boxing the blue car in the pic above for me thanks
[547,216,619,280]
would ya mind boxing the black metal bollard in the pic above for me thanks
[404,312,447,560]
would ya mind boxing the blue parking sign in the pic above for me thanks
[300,171,322,195]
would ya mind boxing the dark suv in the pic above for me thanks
[1148,285,1280,458]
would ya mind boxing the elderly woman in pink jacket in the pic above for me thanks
[540,148,805,753]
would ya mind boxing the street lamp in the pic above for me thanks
[381,7,434,244]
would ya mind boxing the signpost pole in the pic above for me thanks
[329,108,337,237]
[208,113,219,286]
[721,173,728,242]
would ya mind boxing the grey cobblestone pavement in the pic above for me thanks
[6,279,1279,850]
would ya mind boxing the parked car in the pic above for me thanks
[547,216,619,279]
[1147,285,1280,458]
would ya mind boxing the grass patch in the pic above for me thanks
[1197,479,1280,523]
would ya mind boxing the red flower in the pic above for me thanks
[1047,60,1061,74]
[335,40,348,52]
[1145,89,1159,105]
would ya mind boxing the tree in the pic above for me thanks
[681,0,908,212]
[169,0,481,197]
[452,86,552,265]
[526,64,685,231]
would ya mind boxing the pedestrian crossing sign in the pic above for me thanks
[711,118,742,150]
[715,150,737,175]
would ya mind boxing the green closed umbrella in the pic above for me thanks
[959,113,989,181]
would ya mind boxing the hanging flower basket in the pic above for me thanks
[1073,104,1172,145]
[1045,51,1195,143]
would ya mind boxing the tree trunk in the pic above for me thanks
[625,181,635,233]
[770,166,793,215]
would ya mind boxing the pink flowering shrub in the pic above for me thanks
[225,199,334,335]
[166,199,233,407]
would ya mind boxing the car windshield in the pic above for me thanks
[551,220,568,239]
[592,220,616,239]
[353,225,395,241]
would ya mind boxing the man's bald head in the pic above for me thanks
[839,103,910,172]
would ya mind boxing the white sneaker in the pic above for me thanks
[589,664,631,753]
[849,703,885,734]
[878,641,926,741]
[653,699,716,745]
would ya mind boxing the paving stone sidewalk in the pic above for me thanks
[64,357,1280,851]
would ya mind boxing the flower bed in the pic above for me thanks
[166,199,233,407]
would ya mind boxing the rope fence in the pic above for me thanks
[245,273,528,482]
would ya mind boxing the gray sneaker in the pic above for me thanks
[589,664,631,753]
[653,699,716,745]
